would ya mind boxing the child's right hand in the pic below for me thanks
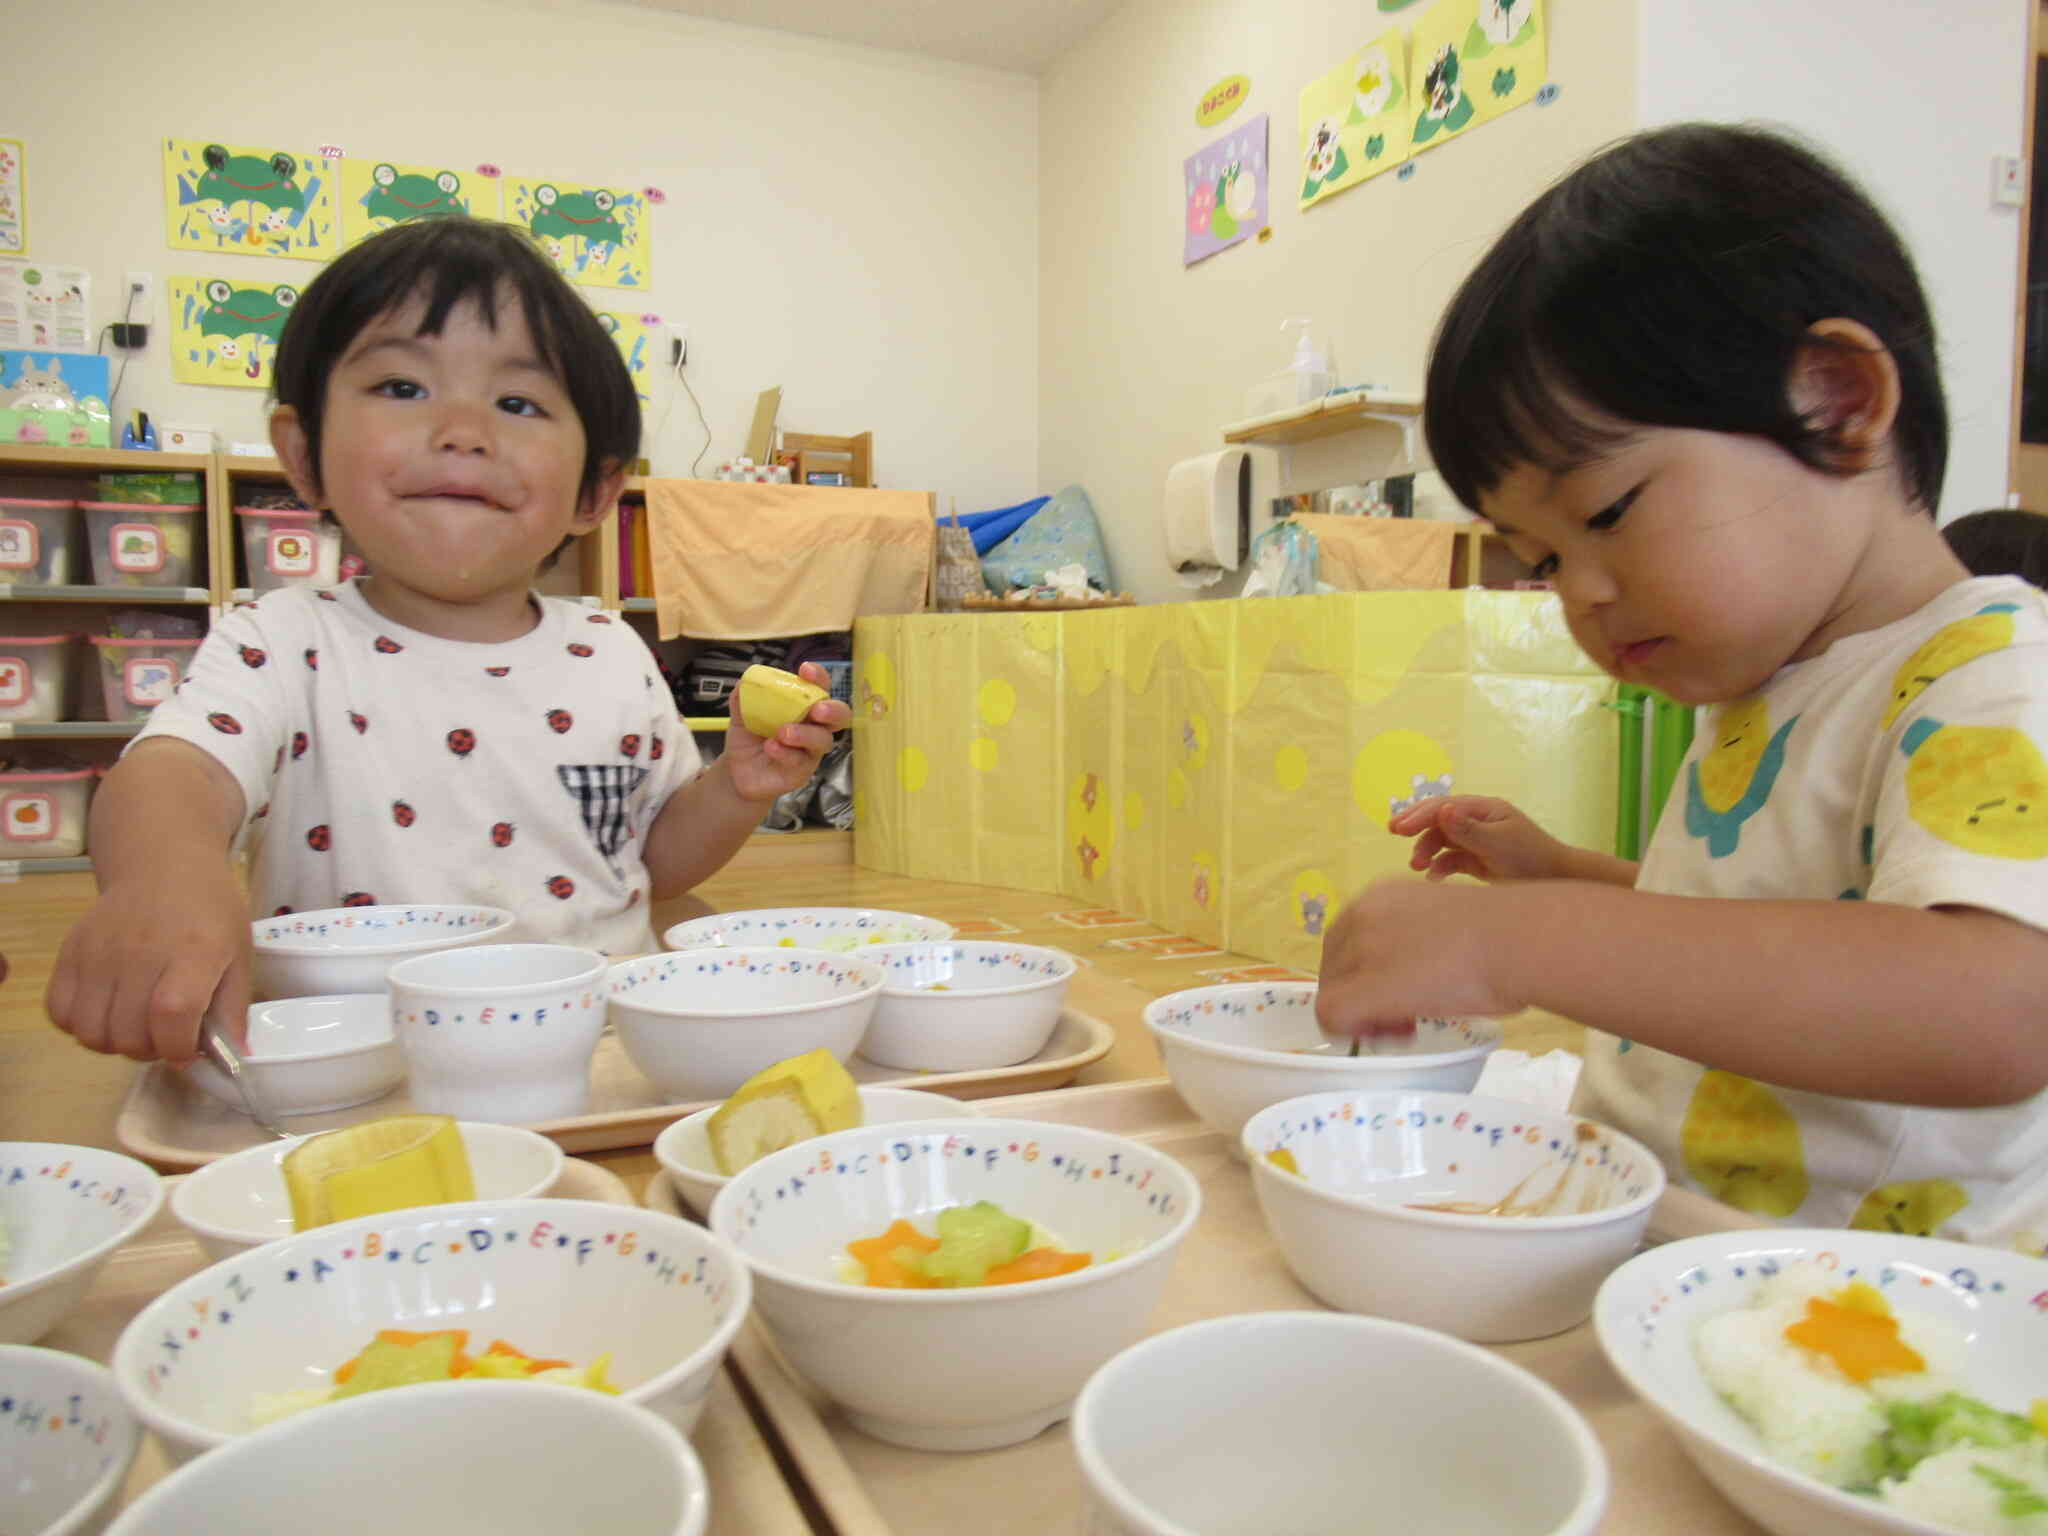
[1389,795,1577,883]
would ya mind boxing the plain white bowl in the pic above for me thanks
[608,948,883,1101]
[855,941,1076,1071]
[169,1121,567,1262]
[183,994,402,1118]
[0,1345,143,1536]
[104,1378,709,1536]
[249,903,514,1000]
[1074,1312,1608,1535]
[655,1087,984,1217]
[1144,981,1501,1145]
[0,1144,164,1347]
[662,906,954,953]
[1242,1090,1664,1342]
[111,1197,750,1465]
[710,1116,1200,1452]
[1596,1230,2048,1536]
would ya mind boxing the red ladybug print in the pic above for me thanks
[304,648,319,670]
[348,711,368,734]
[239,645,267,668]
[620,733,641,758]
[484,666,511,678]
[341,891,375,906]
[546,709,573,734]
[546,875,575,900]
[273,905,293,917]
[316,590,338,602]
[273,746,285,773]
[586,613,613,624]
[627,888,643,907]
[291,730,309,759]
[650,737,666,762]
[490,821,515,847]
[251,801,271,821]
[392,800,416,828]
[306,824,331,851]
[374,635,404,655]
[207,712,243,735]
[447,728,477,758]
[567,643,594,658]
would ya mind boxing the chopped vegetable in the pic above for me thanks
[845,1202,1091,1289]
[1879,1393,2043,1479]
[922,1202,1032,1288]
[1785,1294,1926,1383]
[248,1330,616,1428]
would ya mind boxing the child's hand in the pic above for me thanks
[1314,878,1519,1038]
[1390,795,1574,883]
[721,662,853,802]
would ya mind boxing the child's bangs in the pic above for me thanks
[401,258,574,388]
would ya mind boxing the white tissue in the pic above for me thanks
[1471,1048,1583,1115]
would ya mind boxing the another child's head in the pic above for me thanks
[1423,122,1947,518]
[1944,508,2048,586]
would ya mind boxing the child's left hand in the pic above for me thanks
[721,663,852,801]
[1316,878,1522,1038]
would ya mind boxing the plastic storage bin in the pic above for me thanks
[0,765,94,859]
[0,634,76,723]
[79,500,202,588]
[235,506,341,591]
[91,636,200,722]
[0,497,78,586]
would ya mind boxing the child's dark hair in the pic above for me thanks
[271,218,638,504]
[1424,122,1947,516]
[1943,508,2048,587]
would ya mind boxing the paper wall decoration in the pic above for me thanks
[1184,113,1268,267]
[1299,31,1410,209]
[162,139,338,259]
[169,276,298,389]
[505,176,650,289]
[340,158,502,245]
[0,139,24,256]
[595,310,660,410]
[1196,74,1251,127]
[1,349,110,447]
[1409,0,1483,155]
[1467,0,1547,127]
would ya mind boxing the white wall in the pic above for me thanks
[1638,0,2028,525]
[6,0,1040,511]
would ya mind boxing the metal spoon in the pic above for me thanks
[202,1027,293,1140]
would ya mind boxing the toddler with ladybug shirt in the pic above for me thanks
[47,218,848,1064]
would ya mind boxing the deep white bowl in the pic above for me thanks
[183,994,402,1118]
[1596,1230,2048,1536]
[655,1087,983,1217]
[662,906,954,953]
[1242,1090,1664,1342]
[608,948,883,1101]
[169,1121,567,1262]
[0,1144,164,1347]
[111,1197,751,1464]
[1074,1313,1608,1535]
[1144,981,1501,1144]
[0,1345,143,1536]
[249,903,514,1000]
[103,1378,709,1536]
[710,1117,1200,1452]
[855,941,1075,1072]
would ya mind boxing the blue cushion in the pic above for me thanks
[981,485,1115,592]
[954,495,1050,554]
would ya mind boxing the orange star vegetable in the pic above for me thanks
[983,1249,1092,1285]
[1784,1292,1926,1383]
[848,1219,941,1288]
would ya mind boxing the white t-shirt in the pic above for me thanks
[1578,576,2048,1252]
[133,580,701,957]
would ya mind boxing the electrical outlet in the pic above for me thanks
[668,323,687,368]
[123,272,155,314]
[1994,155,2026,208]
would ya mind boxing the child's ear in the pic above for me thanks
[571,459,629,532]
[1788,318,1902,472]
[269,407,326,509]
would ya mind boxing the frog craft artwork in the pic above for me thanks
[364,166,463,226]
[528,184,624,263]
[199,281,299,380]
[196,146,307,245]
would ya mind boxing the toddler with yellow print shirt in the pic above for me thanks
[1311,123,2048,1251]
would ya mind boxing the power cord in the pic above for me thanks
[103,284,140,422]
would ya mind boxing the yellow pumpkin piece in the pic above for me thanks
[331,1331,470,1399]
[1266,1148,1301,1176]
[332,1328,472,1386]
[1784,1297,1926,1382]
[984,1248,1092,1286]
[1831,1281,1890,1317]
[849,1218,939,1288]
[482,1339,570,1374]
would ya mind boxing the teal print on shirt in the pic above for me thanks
[1683,701,1798,859]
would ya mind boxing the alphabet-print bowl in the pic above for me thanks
[170,1122,565,1263]
[0,1345,142,1536]
[662,906,954,954]
[1242,1090,1664,1343]
[110,1197,750,1466]
[249,903,515,1001]
[708,1118,1201,1452]
[608,948,883,1101]
[1595,1231,2048,1536]
[1144,982,1501,1147]
[854,942,1077,1072]
[1073,1313,1607,1536]
[103,1379,708,1536]
[0,1144,165,1347]
[184,994,403,1119]
[656,1088,982,1218]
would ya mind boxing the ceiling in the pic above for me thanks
[609,0,1121,75]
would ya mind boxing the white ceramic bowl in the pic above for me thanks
[104,1378,708,1536]
[249,903,515,1001]
[1074,1312,1608,1535]
[855,941,1075,1072]
[387,944,610,1123]
[111,1197,750,1465]
[1242,1090,1664,1342]
[0,1144,164,1347]
[655,1088,984,1217]
[183,994,402,1118]
[0,1345,143,1536]
[709,1117,1200,1452]
[662,906,954,953]
[1144,981,1501,1145]
[1596,1230,2048,1536]
[608,948,883,1101]
[169,1122,567,1262]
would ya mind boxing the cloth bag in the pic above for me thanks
[933,518,986,611]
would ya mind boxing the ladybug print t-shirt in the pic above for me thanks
[131,580,700,955]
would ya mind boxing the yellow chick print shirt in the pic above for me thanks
[1578,576,2048,1252]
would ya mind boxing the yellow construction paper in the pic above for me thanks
[595,311,661,411]
[169,275,299,390]
[505,176,651,291]
[1409,0,1483,157]
[1468,0,1548,126]
[162,138,338,260]
[340,159,501,245]
[1299,28,1411,210]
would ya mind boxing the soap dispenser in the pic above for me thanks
[1246,317,1338,417]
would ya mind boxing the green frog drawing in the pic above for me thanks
[199,280,299,379]
[528,184,625,265]
[364,165,463,226]
[196,146,307,245]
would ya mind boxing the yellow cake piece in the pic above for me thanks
[736,664,828,739]
[707,1048,863,1176]
[283,1115,476,1231]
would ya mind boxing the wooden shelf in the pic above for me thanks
[0,444,212,475]
[0,585,209,604]
[1223,393,1422,447]
[4,856,91,875]
[0,722,140,740]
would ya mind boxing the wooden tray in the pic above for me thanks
[116,1008,1116,1169]
[659,1079,1771,1536]
[42,1159,819,1536]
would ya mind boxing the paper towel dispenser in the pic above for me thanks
[1163,445,1281,586]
